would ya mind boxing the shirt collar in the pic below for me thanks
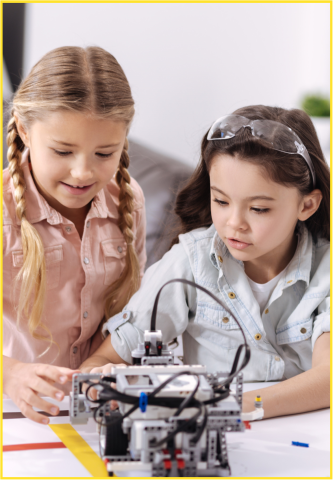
[281,222,312,287]
[209,221,313,287]
[12,149,119,225]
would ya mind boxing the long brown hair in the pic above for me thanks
[173,105,330,243]
[7,46,140,353]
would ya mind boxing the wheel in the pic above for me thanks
[99,410,129,457]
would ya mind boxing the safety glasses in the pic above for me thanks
[207,115,316,187]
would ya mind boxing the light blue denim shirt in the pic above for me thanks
[104,223,330,381]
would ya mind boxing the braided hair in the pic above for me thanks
[7,115,53,351]
[104,138,140,319]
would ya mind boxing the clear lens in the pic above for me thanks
[207,115,249,140]
[207,115,316,186]
[252,120,301,154]
[208,116,301,152]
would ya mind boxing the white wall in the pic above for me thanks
[24,3,330,166]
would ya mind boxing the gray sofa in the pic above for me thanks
[128,140,193,267]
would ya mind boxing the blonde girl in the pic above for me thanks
[3,46,146,424]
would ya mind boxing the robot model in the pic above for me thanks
[69,279,263,477]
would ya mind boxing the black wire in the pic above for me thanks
[88,368,230,436]
[203,388,231,405]
[150,278,247,346]
[87,278,251,439]
[149,278,251,386]
[150,399,203,448]
[93,403,108,425]
[223,344,246,390]
[190,404,208,444]
[88,371,202,427]
[99,376,117,384]
[85,382,105,403]
[230,345,244,377]
[173,375,199,417]
[148,370,193,398]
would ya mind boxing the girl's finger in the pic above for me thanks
[56,367,82,380]
[86,386,98,400]
[34,365,80,385]
[111,400,118,410]
[29,375,66,402]
[39,374,56,384]
[22,387,60,416]
[19,398,53,424]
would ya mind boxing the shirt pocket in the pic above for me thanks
[194,302,243,349]
[276,317,313,345]
[101,239,127,286]
[11,245,63,290]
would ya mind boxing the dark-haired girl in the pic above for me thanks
[81,105,330,419]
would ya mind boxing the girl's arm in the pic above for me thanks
[3,355,80,424]
[80,335,127,373]
[242,332,330,418]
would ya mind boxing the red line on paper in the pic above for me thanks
[3,442,66,452]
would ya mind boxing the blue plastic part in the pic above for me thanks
[291,441,309,447]
[139,392,148,413]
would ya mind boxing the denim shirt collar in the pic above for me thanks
[209,222,313,288]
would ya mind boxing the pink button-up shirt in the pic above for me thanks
[3,150,146,374]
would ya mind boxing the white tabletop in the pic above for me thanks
[2,382,330,478]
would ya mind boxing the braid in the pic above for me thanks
[116,138,135,244]
[7,114,55,355]
[104,139,141,320]
[7,115,26,223]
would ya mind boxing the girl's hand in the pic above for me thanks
[86,363,126,407]
[89,363,126,410]
[90,363,126,376]
[3,356,80,424]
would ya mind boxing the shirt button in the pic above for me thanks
[73,346,78,354]
[123,313,128,319]
[254,333,262,341]
[264,308,269,314]
[218,255,223,263]
[83,311,88,318]
[300,327,307,334]
[84,257,89,264]
[65,227,72,233]
[86,221,90,228]
[275,356,281,361]
[222,317,229,323]
[117,246,123,253]
[228,292,236,299]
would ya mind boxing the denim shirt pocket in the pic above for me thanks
[101,239,127,286]
[195,302,243,349]
[12,245,63,290]
[276,317,313,345]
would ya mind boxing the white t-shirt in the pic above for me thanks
[247,268,286,315]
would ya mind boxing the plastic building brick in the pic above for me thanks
[69,278,263,477]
